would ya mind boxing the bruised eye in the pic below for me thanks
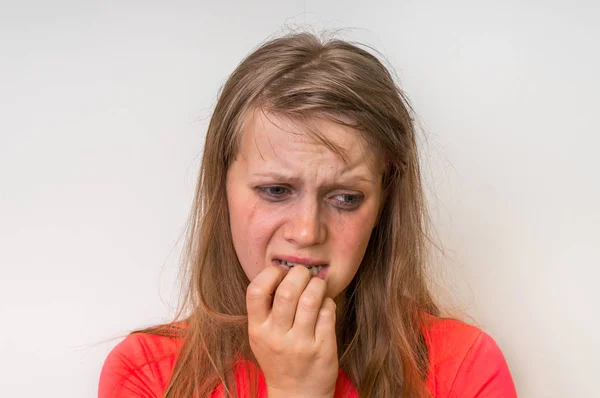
[256,186,291,201]
[332,193,364,210]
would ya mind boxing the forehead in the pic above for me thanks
[238,109,377,167]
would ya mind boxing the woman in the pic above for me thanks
[99,32,517,397]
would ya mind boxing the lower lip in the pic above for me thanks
[272,260,329,280]
[315,265,329,279]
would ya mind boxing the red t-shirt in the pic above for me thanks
[99,316,517,397]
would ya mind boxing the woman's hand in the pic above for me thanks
[246,264,338,398]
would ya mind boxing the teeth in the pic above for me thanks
[277,260,324,276]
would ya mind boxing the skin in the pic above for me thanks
[226,110,383,397]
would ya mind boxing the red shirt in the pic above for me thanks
[99,316,517,397]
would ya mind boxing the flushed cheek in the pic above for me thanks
[334,205,376,252]
[234,203,282,281]
[228,195,259,281]
[326,213,377,296]
[332,221,371,265]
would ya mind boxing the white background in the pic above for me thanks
[1,1,598,397]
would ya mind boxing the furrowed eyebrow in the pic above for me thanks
[250,171,376,186]
[250,171,298,181]
[342,175,377,185]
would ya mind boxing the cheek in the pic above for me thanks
[229,197,280,281]
[334,201,378,249]
[324,213,375,298]
[328,205,379,281]
[332,218,372,261]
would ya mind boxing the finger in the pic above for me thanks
[246,264,287,326]
[292,277,327,340]
[314,297,337,350]
[270,265,312,334]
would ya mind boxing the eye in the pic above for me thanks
[256,185,291,201]
[332,193,364,210]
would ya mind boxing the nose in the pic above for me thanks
[283,198,326,247]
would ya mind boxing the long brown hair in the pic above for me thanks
[137,31,442,397]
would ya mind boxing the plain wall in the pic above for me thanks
[1,1,598,397]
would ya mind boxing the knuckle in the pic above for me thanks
[247,324,259,337]
[275,286,295,303]
[248,331,259,346]
[298,294,320,311]
[319,307,335,319]
[291,340,313,357]
[246,285,266,300]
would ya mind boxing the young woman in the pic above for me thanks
[99,32,517,397]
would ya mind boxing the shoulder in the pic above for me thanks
[422,314,517,398]
[98,328,185,398]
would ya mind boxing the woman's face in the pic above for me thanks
[226,111,383,298]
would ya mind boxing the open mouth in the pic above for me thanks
[273,259,328,277]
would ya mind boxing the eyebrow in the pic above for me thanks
[250,170,377,186]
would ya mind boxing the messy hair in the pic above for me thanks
[137,31,441,397]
